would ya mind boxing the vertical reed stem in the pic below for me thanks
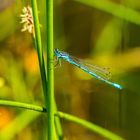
[31,0,47,100]
[31,0,49,139]
[46,0,55,139]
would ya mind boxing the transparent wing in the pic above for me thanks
[69,55,111,80]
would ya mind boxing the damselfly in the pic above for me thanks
[54,49,123,90]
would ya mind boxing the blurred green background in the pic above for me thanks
[0,0,140,139]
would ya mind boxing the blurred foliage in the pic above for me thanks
[0,0,22,41]
[0,0,140,140]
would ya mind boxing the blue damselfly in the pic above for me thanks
[54,49,123,90]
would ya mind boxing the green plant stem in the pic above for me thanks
[46,0,55,139]
[0,100,45,112]
[57,112,125,140]
[0,100,125,140]
[31,1,63,139]
[31,0,47,100]
[74,0,140,26]
[54,103,63,140]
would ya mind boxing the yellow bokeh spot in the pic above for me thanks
[23,49,39,74]
[0,77,5,88]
